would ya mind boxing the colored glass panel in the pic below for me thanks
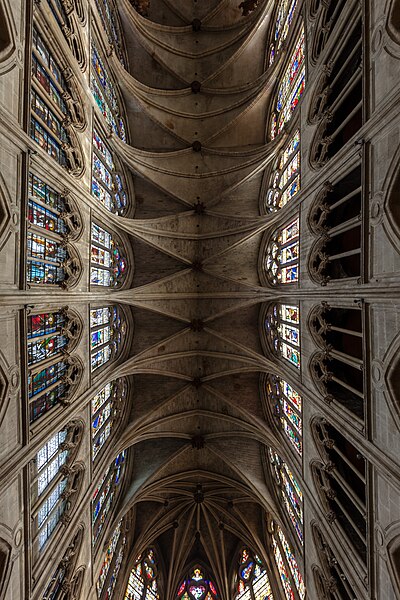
[272,536,294,600]
[97,521,122,597]
[277,527,305,599]
[92,452,126,545]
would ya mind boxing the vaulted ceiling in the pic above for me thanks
[103,0,292,597]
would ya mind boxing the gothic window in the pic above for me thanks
[311,419,367,564]
[90,305,125,372]
[27,308,82,423]
[27,173,82,287]
[268,0,299,66]
[264,217,299,285]
[97,519,127,599]
[124,548,160,600]
[309,18,362,168]
[308,304,365,420]
[269,450,303,544]
[31,421,83,552]
[46,0,86,70]
[92,379,127,461]
[311,523,358,600]
[233,549,273,600]
[271,523,305,600]
[265,304,301,369]
[91,44,126,141]
[31,27,83,175]
[265,130,300,212]
[266,375,302,456]
[308,166,362,284]
[91,222,127,285]
[270,26,305,140]
[92,128,128,214]
[94,0,127,66]
[42,525,85,599]
[308,0,346,64]
[92,451,126,546]
[177,565,218,600]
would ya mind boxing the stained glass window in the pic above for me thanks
[124,548,160,600]
[270,27,305,139]
[269,450,303,543]
[266,375,302,456]
[97,520,127,599]
[177,566,218,600]
[95,0,127,66]
[91,44,126,140]
[265,304,301,369]
[272,524,305,600]
[265,218,299,285]
[266,131,300,212]
[90,305,124,372]
[31,28,73,166]
[92,379,126,460]
[91,222,127,286]
[234,549,273,600]
[92,452,126,545]
[92,128,128,214]
[269,0,299,66]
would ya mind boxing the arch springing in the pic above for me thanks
[91,222,127,285]
[269,450,303,544]
[92,451,126,546]
[265,218,299,285]
[265,304,301,369]
[265,130,300,212]
[90,305,125,372]
[234,549,273,600]
[266,375,302,456]
[92,128,128,214]
[271,523,305,600]
[125,548,160,600]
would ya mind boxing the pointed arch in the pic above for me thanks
[233,547,273,600]
[125,547,161,600]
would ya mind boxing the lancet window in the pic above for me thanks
[27,173,82,287]
[265,218,299,285]
[271,523,305,600]
[308,166,362,284]
[42,525,85,599]
[31,421,83,552]
[46,0,86,70]
[234,548,273,600]
[308,0,346,64]
[269,0,299,66]
[90,305,125,372]
[269,450,303,544]
[91,44,126,140]
[92,128,128,214]
[266,375,302,456]
[91,222,127,285]
[309,304,365,420]
[124,548,160,600]
[177,565,218,600]
[270,27,305,140]
[92,451,126,546]
[265,304,301,369]
[311,418,368,564]
[311,523,358,600]
[95,0,127,66]
[27,308,82,423]
[92,379,127,461]
[97,519,127,599]
[309,18,362,167]
[31,27,83,175]
[265,130,300,212]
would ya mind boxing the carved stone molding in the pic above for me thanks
[0,0,20,76]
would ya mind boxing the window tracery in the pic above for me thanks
[27,173,82,288]
[91,222,127,285]
[94,0,127,66]
[308,303,365,420]
[266,375,302,456]
[90,305,125,372]
[92,128,129,214]
[97,519,127,599]
[92,451,126,546]
[307,166,362,284]
[269,450,303,544]
[27,308,82,423]
[311,523,358,600]
[177,565,218,600]
[309,17,362,168]
[42,525,85,599]
[264,304,301,369]
[264,217,299,285]
[234,549,273,600]
[270,26,305,140]
[125,548,160,600]
[31,421,83,552]
[308,0,346,64]
[31,27,84,176]
[265,130,300,212]
[45,0,86,70]
[92,379,127,461]
[271,523,305,600]
[269,0,299,66]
